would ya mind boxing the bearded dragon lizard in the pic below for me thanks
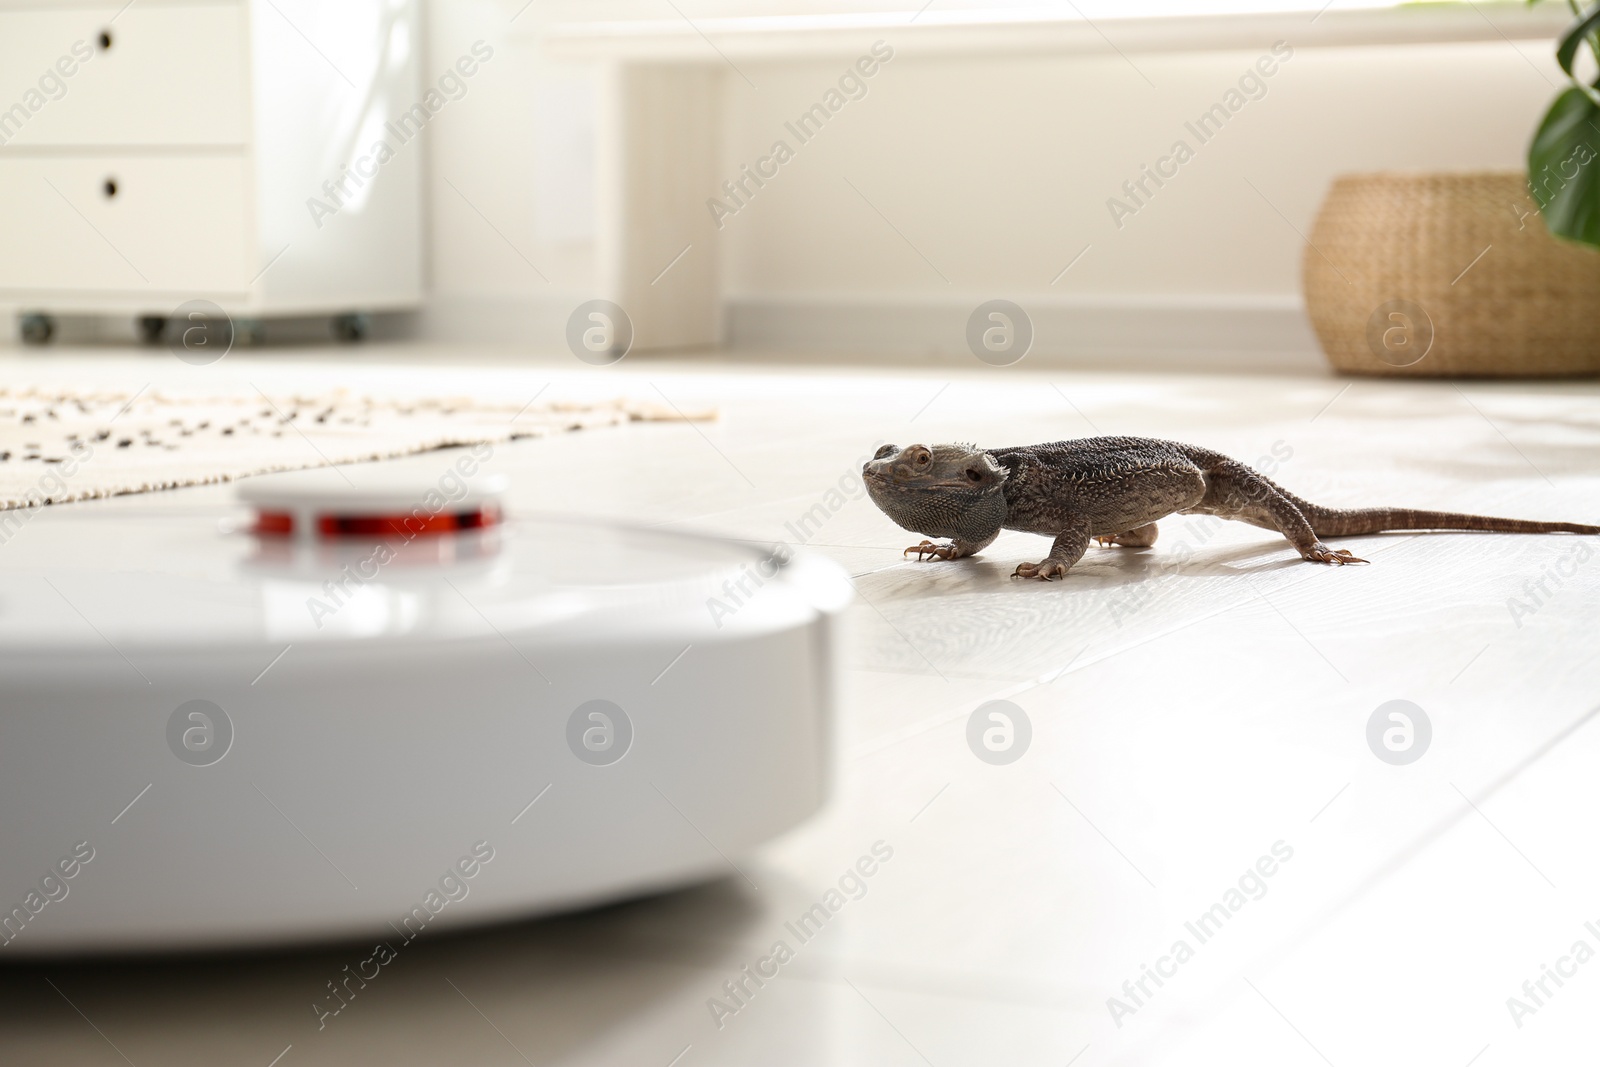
[862,437,1598,581]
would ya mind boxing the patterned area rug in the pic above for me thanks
[0,385,693,510]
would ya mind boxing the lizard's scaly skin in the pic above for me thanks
[862,437,1599,581]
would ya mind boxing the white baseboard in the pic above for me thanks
[4,294,1328,374]
[723,293,1326,372]
[412,292,1329,373]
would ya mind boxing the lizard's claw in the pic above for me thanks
[904,540,960,562]
[1303,543,1369,566]
[1095,525,1159,549]
[1012,560,1071,581]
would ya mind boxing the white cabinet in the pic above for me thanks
[0,156,253,292]
[0,0,422,341]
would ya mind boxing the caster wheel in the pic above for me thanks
[136,315,167,345]
[236,318,265,346]
[331,312,369,343]
[19,313,55,346]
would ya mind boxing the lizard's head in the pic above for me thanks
[861,443,1008,541]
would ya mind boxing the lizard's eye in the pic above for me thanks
[966,469,983,483]
[915,452,929,465]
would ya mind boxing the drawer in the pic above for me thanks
[0,155,252,293]
[0,4,247,147]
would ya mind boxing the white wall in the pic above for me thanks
[718,41,1557,298]
[718,39,1562,362]
[417,2,1564,361]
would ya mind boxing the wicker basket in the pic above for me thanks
[1303,172,1600,377]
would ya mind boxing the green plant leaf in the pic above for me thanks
[1556,2,1600,78]
[1528,86,1600,248]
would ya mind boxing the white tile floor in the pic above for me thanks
[3,345,1598,1066]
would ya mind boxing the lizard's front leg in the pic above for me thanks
[903,532,997,562]
[904,540,962,561]
[1013,523,1092,581]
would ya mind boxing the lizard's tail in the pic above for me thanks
[1294,501,1599,538]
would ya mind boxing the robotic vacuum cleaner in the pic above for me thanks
[0,462,848,955]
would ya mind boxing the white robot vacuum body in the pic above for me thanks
[0,466,848,954]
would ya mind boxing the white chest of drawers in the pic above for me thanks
[0,0,422,343]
